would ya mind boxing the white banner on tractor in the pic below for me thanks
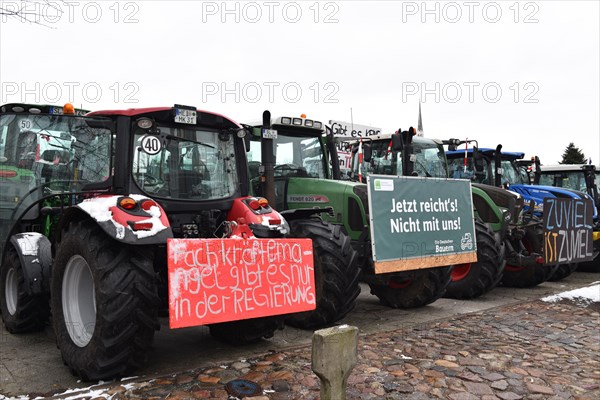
[328,120,382,173]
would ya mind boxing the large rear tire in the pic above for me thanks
[284,219,361,329]
[368,266,452,308]
[445,221,504,299]
[501,221,558,288]
[51,220,160,381]
[0,246,50,333]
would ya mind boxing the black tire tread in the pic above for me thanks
[0,246,50,333]
[548,263,578,281]
[284,219,361,329]
[501,220,559,288]
[52,220,160,381]
[369,266,452,308]
[444,220,505,299]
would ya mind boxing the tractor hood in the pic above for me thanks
[509,184,598,220]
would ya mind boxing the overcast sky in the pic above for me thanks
[1,0,598,164]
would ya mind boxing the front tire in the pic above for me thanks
[0,246,50,333]
[445,221,504,299]
[369,266,452,308]
[284,219,361,329]
[51,220,160,381]
[501,221,558,288]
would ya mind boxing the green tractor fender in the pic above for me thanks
[284,178,369,241]
[471,184,519,240]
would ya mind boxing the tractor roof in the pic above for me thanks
[88,107,241,130]
[539,164,594,172]
[445,147,525,160]
[338,133,443,146]
[1,103,89,115]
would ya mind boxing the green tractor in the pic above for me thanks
[245,113,453,310]
[243,112,361,329]
[342,132,509,299]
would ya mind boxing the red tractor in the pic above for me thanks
[0,103,316,380]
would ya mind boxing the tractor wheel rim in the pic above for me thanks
[5,268,18,315]
[389,279,411,289]
[451,263,472,281]
[505,264,526,272]
[62,255,96,347]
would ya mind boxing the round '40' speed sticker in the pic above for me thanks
[140,135,162,155]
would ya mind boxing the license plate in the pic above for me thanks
[262,129,278,139]
[175,108,197,124]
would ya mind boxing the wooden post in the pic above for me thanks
[311,325,358,400]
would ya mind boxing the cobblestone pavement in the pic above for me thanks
[24,295,599,400]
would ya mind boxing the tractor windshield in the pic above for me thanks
[0,113,113,247]
[248,133,327,179]
[539,171,588,192]
[132,125,238,200]
[0,114,112,185]
[499,159,527,186]
[352,138,448,178]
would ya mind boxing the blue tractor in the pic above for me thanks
[446,143,597,282]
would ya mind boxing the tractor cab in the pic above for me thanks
[538,164,599,209]
[0,103,112,253]
[86,105,266,239]
[246,114,337,211]
[346,131,448,180]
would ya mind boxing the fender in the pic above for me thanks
[227,196,289,238]
[9,233,52,295]
[68,194,173,244]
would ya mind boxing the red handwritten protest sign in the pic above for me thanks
[167,238,315,329]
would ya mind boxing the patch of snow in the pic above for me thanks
[393,349,413,359]
[542,282,600,306]
[130,217,167,239]
[15,233,43,256]
[78,196,115,222]
[78,195,167,239]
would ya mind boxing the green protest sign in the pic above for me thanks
[367,175,477,274]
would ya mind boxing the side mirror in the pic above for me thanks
[473,147,484,173]
[363,144,372,163]
[244,129,251,151]
[391,132,403,151]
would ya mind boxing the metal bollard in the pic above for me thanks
[311,325,359,400]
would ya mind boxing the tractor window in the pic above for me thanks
[247,133,326,179]
[0,114,112,187]
[412,141,448,178]
[539,172,586,191]
[351,140,397,178]
[132,126,238,200]
[0,113,113,255]
[500,160,525,186]
[447,157,491,183]
[355,139,448,179]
